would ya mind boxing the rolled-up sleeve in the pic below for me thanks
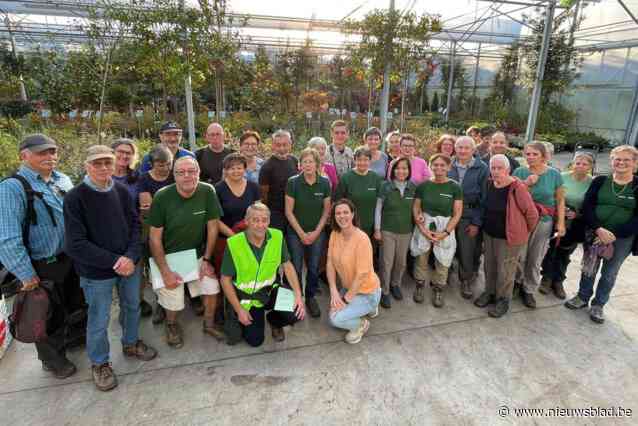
[0,182,37,281]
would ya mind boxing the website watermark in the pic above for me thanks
[498,405,633,418]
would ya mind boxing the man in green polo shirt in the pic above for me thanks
[221,202,305,346]
[148,157,224,348]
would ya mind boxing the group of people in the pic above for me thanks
[1,119,637,392]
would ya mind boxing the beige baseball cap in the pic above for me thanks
[86,145,116,163]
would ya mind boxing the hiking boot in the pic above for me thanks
[460,280,473,300]
[271,326,285,342]
[390,285,403,301]
[92,363,118,392]
[42,358,77,379]
[432,287,444,308]
[539,277,552,295]
[474,292,495,308]
[590,305,605,324]
[488,298,510,318]
[140,299,153,318]
[203,321,225,341]
[413,282,425,304]
[306,296,321,318]
[380,293,392,309]
[191,297,204,316]
[521,291,537,309]
[165,322,184,348]
[552,281,566,299]
[123,340,158,361]
[152,304,166,325]
[345,318,370,344]
[565,295,588,310]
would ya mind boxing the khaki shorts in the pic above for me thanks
[155,259,220,311]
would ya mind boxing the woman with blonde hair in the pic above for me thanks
[565,145,638,324]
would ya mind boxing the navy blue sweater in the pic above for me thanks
[64,181,141,279]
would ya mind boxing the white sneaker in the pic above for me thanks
[368,305,379,319]
[345,318,370,344]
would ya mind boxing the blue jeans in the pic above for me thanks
[80,267,141,365]
[577,237,634,307]
[286,227,325,299]
[330,288,382,331]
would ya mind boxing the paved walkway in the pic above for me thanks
[1,248,637,425]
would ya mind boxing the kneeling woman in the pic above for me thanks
[328,199,382,344]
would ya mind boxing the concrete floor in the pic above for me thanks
[1,247,637,425]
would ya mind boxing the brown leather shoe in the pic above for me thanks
[123,340,158,361]
[203,321,225,341]
[42,358,77,379]
[92,363,118,392]
[166,322,184,348]
[271,326,285,342]
[552,281,566,299]
[539,277,552,295]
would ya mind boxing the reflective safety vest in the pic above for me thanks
[226,228,283,310]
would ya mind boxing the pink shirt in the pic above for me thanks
[322,162,339,190]
[409,156,432,185]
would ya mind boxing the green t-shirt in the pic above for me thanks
[513,166,564,222]
[146,183,223,256]
[562,172,592,212]
[220,230,290,279]
[379,180,417,234]
[286,173,331,232]
[595,178,637,231]
[415,179,463,218]
[335,170,381,234]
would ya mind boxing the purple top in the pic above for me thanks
[323,163,339,190]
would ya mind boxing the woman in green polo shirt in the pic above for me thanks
[513,142,566,309]
[285,148,332,319]
[565,145,638,324]
[374,157,416,308]
[335,147,382,234]
[540,152,593,299]
[412,154,463,308]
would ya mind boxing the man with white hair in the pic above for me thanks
[259,129,299,231]
[448,136,489,299]
[148,156,224,348]
[196,122,235,185]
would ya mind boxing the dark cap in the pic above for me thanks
[20,134,57,152]
[160,122,182,133]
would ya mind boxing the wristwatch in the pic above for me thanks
[202,257,212,264]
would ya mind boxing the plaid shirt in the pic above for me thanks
[0,165,73,281]
[327,144,354,178]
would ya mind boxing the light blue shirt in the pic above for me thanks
[244,157,264,184]
[0,165,73,281]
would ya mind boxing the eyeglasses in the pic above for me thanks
[174,169,199,177]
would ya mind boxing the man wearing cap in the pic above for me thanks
[139,122,195,173]
[0,134,81,379]
[196,122,235,185]
[64,145,157,392]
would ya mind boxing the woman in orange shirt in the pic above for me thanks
[327,199,382,344]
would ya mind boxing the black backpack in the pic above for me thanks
[0,174,58,297]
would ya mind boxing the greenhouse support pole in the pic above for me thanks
[472,42,482,117]
[623,77,638,146]
[185,70,197,152]
[444,41,457,124]
[379,0,395,141]
[525,0,555,144]
[5,19,27,101]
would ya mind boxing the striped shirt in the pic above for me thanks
[0,165,73,281]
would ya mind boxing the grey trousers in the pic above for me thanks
[380,231,411,294]
[455,218,483,282]
[516,219,554,293]
[483,233,525,300]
